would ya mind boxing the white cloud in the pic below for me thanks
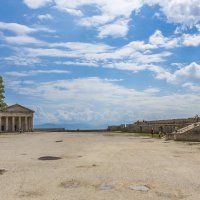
[4,35,45,45]
[18,41,198,89]
[4,53,41,66]
[37,14,54,20]
[34,106,58,124]
[182,82,200,92]
[56,7,83,17]
[98,18,129,38]
[7,77,200,124]
[30,25,55,33]
[22,38,171,62]
[145,62,200,90]
[143,87,160,93]
[12,38,173,79]
[149,29,200,48]
[23,0,52,9]
[196,24,200,32]
[79,15,114,27]
[23,0,200,38]
[55,61,98,67]
[182,33,200,47]
[149,30,179,49]
[171,62,185,69]
[105,63,150,72]
[147,29,200,49]
[53,0,142,19]
[168,62,200,84]
[24,47,76,58]
[0,25,53,46]
[174,25,188,34]
[5,70,70,77]
[106,61,200,88]
[0,22,35,35]
[103,78,123,82]
[22,41,115,60]
[146,0,200,27]
[105,62,172,81]
[23,0,142,38]
[0,21,54,36]
[50,42,113,52]
[1,23,199,88]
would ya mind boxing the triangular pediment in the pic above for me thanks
[7,104,34,113]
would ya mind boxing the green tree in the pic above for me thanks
[0,76,7,110]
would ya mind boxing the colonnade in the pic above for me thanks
[0,116,33,132]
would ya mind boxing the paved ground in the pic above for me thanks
[0,132,200,200]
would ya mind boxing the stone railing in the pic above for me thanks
[174,122,200,134]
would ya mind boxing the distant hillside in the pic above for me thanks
[34,123,108,130]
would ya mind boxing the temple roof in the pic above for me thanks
[6,104,34,113]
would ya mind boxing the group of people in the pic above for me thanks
[151,127,163,138]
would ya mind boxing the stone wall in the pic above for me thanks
[107,125,122,131]
[107,118,196,134]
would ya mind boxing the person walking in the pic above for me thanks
[151,127,154,138]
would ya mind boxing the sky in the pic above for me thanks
[0,0,200,127]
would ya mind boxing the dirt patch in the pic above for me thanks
[96,183,114,190]
[173,151,184,155]
[0,169,7,175]
[156,191,184,199]
[141,140,154,143]
[187,142,200,146]
[76,164,97,168]
[38,156,62,160]
[64,155,83,159]
[173,155,181,158]
[18,191,43,198]
[55,140,63,143]
[128,185,150,192]
[60,180,81,189]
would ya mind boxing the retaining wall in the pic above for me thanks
[174,126,200,142]
[108,118,196,134]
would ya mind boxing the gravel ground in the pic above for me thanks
[0,132,200,200]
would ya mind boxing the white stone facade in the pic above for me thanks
[0,104,34,132]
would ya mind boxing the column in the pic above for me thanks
[28,117,31,131]
[12,117,15,132]
[6,117,8,132]
[31,117,33,131]
[27,117,29,131]
[25,116,28,132]
[0,117,2,132]
[18,116,21,131]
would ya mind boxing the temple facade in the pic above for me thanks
[0,104,34,132]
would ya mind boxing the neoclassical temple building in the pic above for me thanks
[0,104,34,132]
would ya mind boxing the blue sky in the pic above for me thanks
[0,0,200,127]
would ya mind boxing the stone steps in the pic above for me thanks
[165,122,200,141]
[175,122,200,134]
[172,122,200,134]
